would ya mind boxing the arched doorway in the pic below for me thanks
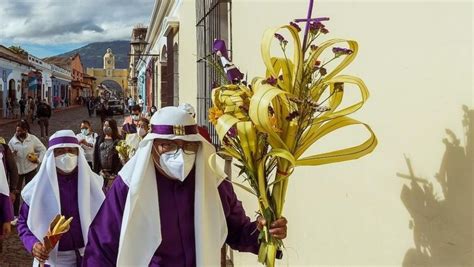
[60,85,66,100]
[100,80,123,98]
[8,79,16,100]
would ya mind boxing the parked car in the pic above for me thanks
[107,99,124,115]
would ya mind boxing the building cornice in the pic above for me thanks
[163,16,179,36]
[146,0,175,53]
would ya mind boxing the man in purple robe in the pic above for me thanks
[18,130,105,266]
[83,106,287,266]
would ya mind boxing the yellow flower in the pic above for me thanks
[208,106,224,125]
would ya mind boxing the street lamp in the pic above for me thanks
[130,38,148,56]
[129,40,160,58]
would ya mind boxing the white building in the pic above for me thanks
[28,54,72,106]
[0,45,32,118]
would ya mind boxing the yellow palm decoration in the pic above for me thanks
[209,2,377,265]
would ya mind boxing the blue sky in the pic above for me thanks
[0,0,154,58]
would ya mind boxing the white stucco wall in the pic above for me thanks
[228,1,473,266]
[176,0,198,111]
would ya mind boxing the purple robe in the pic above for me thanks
[17,169,85,255]
[82,169,259,266]
[0,193,14,224]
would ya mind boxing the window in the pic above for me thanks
[196,0,232,146]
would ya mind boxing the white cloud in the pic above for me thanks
[0,0,154,45]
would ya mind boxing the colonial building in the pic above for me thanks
[87,48,128,98]
[28,53,72,107]
[44,54,92,104]
[0,45,33,117]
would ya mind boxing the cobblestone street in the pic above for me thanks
[0,106,124,143]
[0,106,125,266]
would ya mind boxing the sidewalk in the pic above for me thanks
[0,105,82,126]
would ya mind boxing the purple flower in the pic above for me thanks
[274,33,285,42]
[265,76,277,86]
[314,60,321,66]
[332,47,353,56]
[309,21,325,32]
[319,67,327,76]
[285,111,300,121]
[227,127,237,138]
[290,21,301,32]
[309,21,329,35]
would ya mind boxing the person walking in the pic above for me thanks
[76,120,98,169]
[19,97,26,118]
[36,99,52,139]
[137,95,144,111]
[82,107,288,266]
[8,120,46,221]
[6,98,11,119]
[127,97,135,115]
[26,97,35,123]
[93,119,122,190]
[87,98,95,117]
[17,130,105,266]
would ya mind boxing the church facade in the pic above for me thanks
[86,48,128,98]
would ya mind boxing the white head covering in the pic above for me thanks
[0,153,9,197]
[21,130,105,266]
[117,106,227,266]
[178,103,196,117]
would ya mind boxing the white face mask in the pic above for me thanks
[137,127,147,137]
[159,149,196,181]
[55,153,78,173]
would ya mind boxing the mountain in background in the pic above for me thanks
[54,40,130,69]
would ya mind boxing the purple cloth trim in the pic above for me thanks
[151,125,198,135]
[48,136,79,147]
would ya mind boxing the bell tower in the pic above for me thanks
[103,48,115,76]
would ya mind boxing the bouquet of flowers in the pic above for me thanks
[116,140,134,164]
[208,1,378,266]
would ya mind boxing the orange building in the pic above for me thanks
[44,54,92,104]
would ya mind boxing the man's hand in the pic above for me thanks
[32,242,49,262]
[257,216,288,240]
[1,222,11,239]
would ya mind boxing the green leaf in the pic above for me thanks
[224,179,257,197]
[258,243,267,263]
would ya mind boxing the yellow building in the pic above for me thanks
[87,48,128,97]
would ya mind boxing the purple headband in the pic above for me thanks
[48,136,79,147]
[151,124,198,136]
